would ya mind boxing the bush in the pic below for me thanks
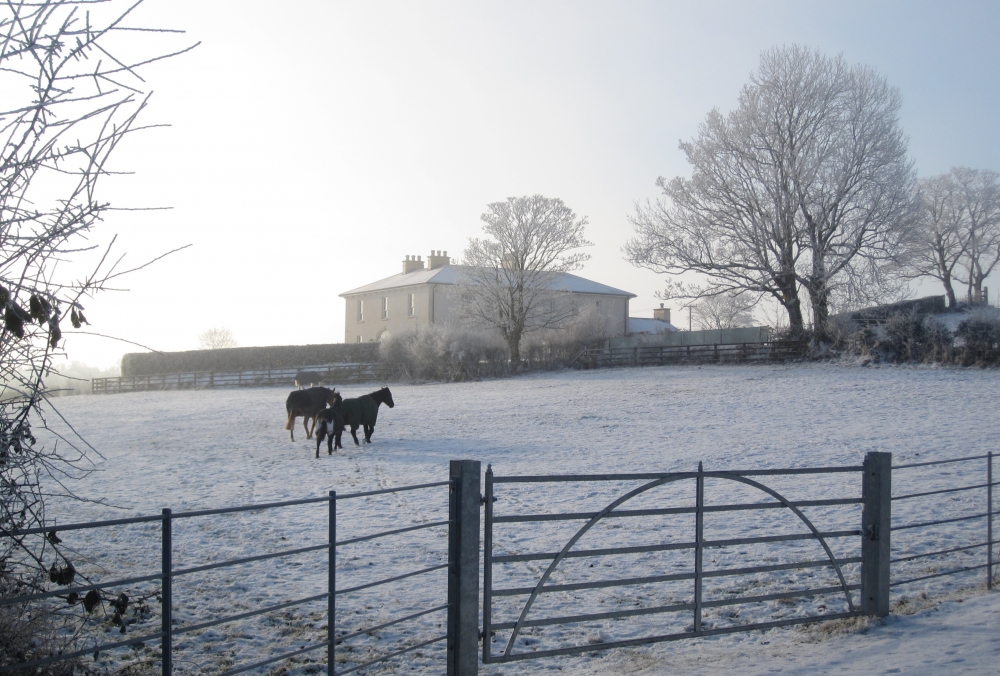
[521,306,616,368]
[0,572,80,676]
[379,325,509,381]
[955,310,1000,366]
[843,310,952,364]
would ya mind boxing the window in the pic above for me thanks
[408,293,415,316]
[356,335,362,343]
[381,296,388,320]
[356,300,364,322]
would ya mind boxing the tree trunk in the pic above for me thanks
[809,285,831,342]
[507,332,522,372]
[775,271,805,334]
[942,271,957,308]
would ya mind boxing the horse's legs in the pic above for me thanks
[334,431,343,449]
[315,430,322,458]
[350,424,361,446]
[364,424,374,443]
[327,432,334,455]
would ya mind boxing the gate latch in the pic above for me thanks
[480,494,498,505]
[866,523,879,541]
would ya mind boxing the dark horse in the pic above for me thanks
[285,386,338,441]
[314,391,345,457]
[341,387,394,445]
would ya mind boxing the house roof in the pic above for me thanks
[627,317,678,334]
[339,264,636,298]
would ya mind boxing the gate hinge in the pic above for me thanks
[866,524,879,541]
[480,494,498,505]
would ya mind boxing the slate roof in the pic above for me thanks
[627,317,678,334]
[339,264,635,298]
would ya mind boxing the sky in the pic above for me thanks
[50,0,1000,368]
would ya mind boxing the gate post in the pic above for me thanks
[448,460,481,676]
[861,452,891,617]
[161,509,172,676]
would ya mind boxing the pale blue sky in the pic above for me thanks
[65,1,1000,366]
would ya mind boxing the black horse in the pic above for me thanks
[315,391,345,457]
[341,387,394,445]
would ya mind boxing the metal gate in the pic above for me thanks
[482,454,890,664]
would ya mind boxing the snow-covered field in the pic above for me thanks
[35,363,1000,674]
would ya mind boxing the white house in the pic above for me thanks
[339,250,636,343]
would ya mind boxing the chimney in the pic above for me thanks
[427,249,450,270]
[653,303,671,323]
[402,254,424,275]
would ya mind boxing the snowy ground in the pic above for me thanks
[34,363,1000,674]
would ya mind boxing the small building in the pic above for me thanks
[339,250,636,343]
[628,303,678,334]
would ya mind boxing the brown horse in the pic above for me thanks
[285,387,338,441]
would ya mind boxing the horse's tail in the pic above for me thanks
[285,410,295,430]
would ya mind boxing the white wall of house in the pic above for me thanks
[344,285,629,343]
[344,286,434,343]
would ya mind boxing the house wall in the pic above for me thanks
[345,286,629,342]
[344,286,434,343]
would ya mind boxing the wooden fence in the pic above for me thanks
[578,340,809,369]
[91,363,382,395]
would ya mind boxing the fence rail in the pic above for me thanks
[889,452,996,592]
[91,363,381,394]
[3,452,998,675]
[0,473,477,676]
[578,340,809,369]
[482,459,877,664]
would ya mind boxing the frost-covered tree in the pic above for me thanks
[692,292,757,330]
[198,327,238,350]
[951,168,1000,304]
[626,46,916,339]
[909,168,1000,307]
[909,172,968,308]
[459,195,592,366]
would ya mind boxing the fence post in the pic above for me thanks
[328,491,337,672]
[861,452,891,617]
[694,462,704,633]
[447,460,481,676]
[482,465,494,665]
[988,452,993,590]
[161,509,172,676]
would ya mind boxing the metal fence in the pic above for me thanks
[889,452,997,594]
[578,341,809,369]
[91,364,380,394]
[0,462,481,676]
[482,457,887,664]
[3,452,997,674]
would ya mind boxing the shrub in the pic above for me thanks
[955,310,1000,366]
[379,325,509,381]
[846,310,952,364]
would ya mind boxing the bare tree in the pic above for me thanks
[951,168,1000,304]
[198,327,238,350]
[692,292,756,330]
[0,1,193,665]
[626,46,916,339]
[909,172,968,308]
[459,195,592,366]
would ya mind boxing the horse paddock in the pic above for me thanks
[34,363,1000,675]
